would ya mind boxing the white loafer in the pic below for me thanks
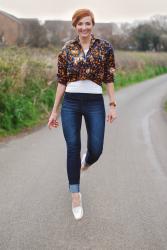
[81,153,89,172]
[72,192,83,220]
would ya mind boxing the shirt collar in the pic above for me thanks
[74,33,97,49]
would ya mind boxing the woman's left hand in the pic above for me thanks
[106,107,117,123]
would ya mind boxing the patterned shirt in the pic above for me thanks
[56,33,116,87]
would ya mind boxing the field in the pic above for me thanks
[0,46,167,138]
[115,50,167,88]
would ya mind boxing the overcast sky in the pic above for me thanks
[0,0,167,23]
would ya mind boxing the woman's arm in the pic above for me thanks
[48,83,66,129]
[105,82,116,103]
[51,83,66,114]
[48,45,68,129]
[105,82,117,123]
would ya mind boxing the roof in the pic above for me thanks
[0,9,22,24]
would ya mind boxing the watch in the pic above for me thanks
[109,101,117,107]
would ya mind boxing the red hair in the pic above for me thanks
[72,9,95,27]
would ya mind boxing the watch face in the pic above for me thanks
[109,102,116,107]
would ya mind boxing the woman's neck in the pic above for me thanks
[78,34,91,46]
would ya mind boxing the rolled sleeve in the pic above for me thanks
[103,44,116,84]
[56,48,67,86]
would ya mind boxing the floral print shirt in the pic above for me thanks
[56,33,116,86]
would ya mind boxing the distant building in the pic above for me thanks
[0,9,116,47]
[0,10,23,46]
[19,18,42,45]
[0,9,40,46]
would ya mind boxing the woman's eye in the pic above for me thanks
[78,22,91,26]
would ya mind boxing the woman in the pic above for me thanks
[48,8,117,220]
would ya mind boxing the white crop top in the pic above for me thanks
[65,49,103,94]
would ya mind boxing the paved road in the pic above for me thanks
[0,74,167,250]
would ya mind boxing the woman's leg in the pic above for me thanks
[83,95,106,167]
[61,95,82,193]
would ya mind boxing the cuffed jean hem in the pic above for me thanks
[69,184,80,193]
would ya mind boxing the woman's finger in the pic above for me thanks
[110,116,113,123]
[107,115,116,123]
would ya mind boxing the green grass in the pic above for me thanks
[104,50,167,91]
[106,65,167,91]
[0,46,58,138]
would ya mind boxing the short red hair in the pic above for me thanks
[72,9,95,27]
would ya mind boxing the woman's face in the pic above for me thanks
[75,16,93,39]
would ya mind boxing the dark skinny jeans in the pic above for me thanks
[61,92,106,192]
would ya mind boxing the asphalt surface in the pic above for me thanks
[0,74,167,250]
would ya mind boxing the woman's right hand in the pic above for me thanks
[48,111,59,129]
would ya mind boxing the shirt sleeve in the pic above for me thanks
[103,44,116,84]
[56,48,68,86]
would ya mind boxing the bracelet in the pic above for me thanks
[109,101,117,107]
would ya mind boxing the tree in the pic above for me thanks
[27,21,48,47]
[131,23,160,51]
[160,34,167,51]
